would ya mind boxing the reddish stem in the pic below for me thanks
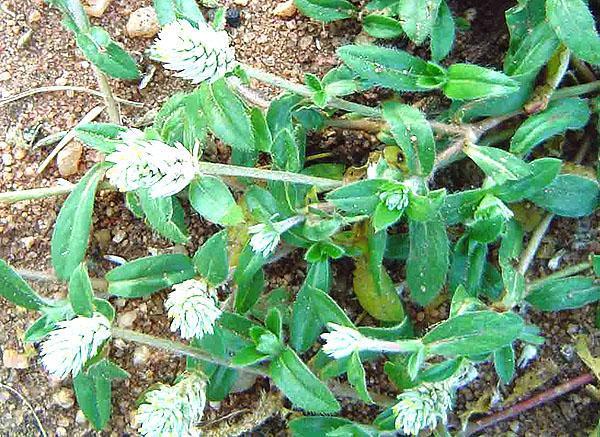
[464,373,595,436]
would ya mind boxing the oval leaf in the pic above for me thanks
[443,64,520,100]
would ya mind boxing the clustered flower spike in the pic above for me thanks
[165,279,222,340]
[149,19,236,84]
[320,323,365,359]
[105,129,198,198]
[379,181,410,211]
[136,372,207,437]
[248,215,304,258]
[392,364,478,435]
[40,313,112,380]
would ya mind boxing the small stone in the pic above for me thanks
[0,71,11,81]
[56,427,68,437]
[75,410,87,425]
[2,153,14,166]
[55,76,68,86]
[28,9,42,23]
[56,142,83,177]
[299,35,314,50]
[17,29,33,49]
[2,349,29,369]
[112,229,126,243]
[233,0,249,5]
[273,0,297,18]
[53,388,75,409]
[0,391,10,402]
[14,148,26,160]
[132,345,150,366]
[117,310,137,328]
[83,0,111,17]
[126,7,159,38]
[21,236,35,250]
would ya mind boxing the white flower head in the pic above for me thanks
[136,372,207,437]
[149,19,236,84]
[165,279,222,340]
[106,129,198,198]
[379,181,409,211]
[392,363,478,435]
[320,323,365,360]
[248,215,304,258]
[40,313,111,380]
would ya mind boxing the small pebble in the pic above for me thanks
[225,7,241,28]
[83,0,112,17]
[272,0,297,18]
[75,409,87,425]
[0,71,11,81]
[126,7,159,38]
[28,9,42,24]
[2,349,29,369]
[53,388,75,409]
[132,345,150,366]
[117,310,138,328]
[56,142,82,177]
[56,426,68,437]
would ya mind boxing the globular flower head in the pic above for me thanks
[165,279,222,340]
[105,129,198,198]
[248,216,304,258]
[40,313,111,380]
[135,372,207,437]
[392,363,477,435]
[149,19,236,84]
[320,323,364,360]
[379,182,410,211]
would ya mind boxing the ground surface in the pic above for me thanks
[0,0,599,436]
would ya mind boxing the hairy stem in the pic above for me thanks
[0,85,143,108]
[0,181,114,204]
[111,327,395,406]
[526,260,593,292]
[517,213,555,276]
[93,67,121,124]
[197,161,342,190]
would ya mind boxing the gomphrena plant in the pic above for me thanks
[1,0,600,435]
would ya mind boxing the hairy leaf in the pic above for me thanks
[443,64,520,100]
[527,174,599,217]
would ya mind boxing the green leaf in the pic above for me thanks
[362,15,403,39]
[68,263,94,317]
[106,254,195,298]
[234,269,264,313]
[290,261,332,353]
[347,351,373,403]
[594,255,600,277]
[153,0,205,25]
[406,189,446,222]
[442,64,520,100]
[73,359,128,430]
[494,345,515,384]
[47,0,90,31]
[24,315,56,343]
[441,188,489,225]
[250,108,272,153]
[193,230,229,286]
[546,0,600,65]
[353,256,405,322]
[75,123,125,153]
[198,79,255,152]
[289,417,353,437]
[407,217,449,306]
[526,277,600,311]
[294,0,356,23]
[372,202,403,232]
[423,311,525,357]
[397,0,441,45]
[0,259,48,310]
[269,347,340,413]
[138,190,189,244]
[503,22,559,76]
[384,233,409,260]
[337,45,446,92]
[383,102,435,176]
[326,179,385,215]
[418,357,463,383]
[510,98,591,156]
[188,176,244,226]
[93,298,115,322]
[430,0,455,62]
[463,144,531,185]
[51,163,106,280]
[75,27,140,80]
[493,158,562,203]
[527,174,599,217]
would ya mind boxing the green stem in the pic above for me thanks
[526,261,593,292]
[112,327,267,376]
[197,161,342,191]
[0,181,113,204]
[93,67,121,124]
[551,80,600,100]
[241,63,381,118]
[517,213,554,276]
